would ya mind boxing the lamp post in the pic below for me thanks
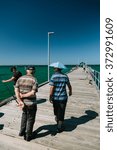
[48,32,54,81]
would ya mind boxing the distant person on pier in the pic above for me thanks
[83,64,86,72]
[15,66,38,141]
[2,66,22,85]
[49,62,72,133]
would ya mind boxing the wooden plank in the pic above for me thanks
[0,68,100,150]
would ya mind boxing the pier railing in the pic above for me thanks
[88,67,100,90]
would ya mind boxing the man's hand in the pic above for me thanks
[49,95,53,103]
[19,93,23,98]
[69,91,72,96]
[17,101,24,110]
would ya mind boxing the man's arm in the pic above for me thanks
[15,88,24,109]
[49,86,55,103]
[20,90,36,98]
[2,77,15,83]
[67,83,72,96]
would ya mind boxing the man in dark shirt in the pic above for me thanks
[2,66,22,85]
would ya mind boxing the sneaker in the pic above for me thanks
[24,135,32,142]
[25,136,32,142]
[19,132,25,136]
[57,125,65,133]
[55,116,58,123]
[57,127,63,133]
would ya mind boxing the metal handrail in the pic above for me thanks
[88,67,100,90]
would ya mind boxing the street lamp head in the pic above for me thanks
[48,32,54,35]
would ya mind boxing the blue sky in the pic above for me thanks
[0,0,100,65]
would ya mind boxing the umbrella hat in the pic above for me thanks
[49,62,67,69]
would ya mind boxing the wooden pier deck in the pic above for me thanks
[0,68,100,150]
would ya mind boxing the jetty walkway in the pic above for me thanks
[0,68,100,150]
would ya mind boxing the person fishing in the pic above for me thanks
[2,66,22,85]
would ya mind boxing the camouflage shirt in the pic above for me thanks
[15,75,38,106]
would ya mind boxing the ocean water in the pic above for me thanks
[0,65,100,102]
[88,64,100,72]
[0,65,75,101]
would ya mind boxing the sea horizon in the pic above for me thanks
[0,63,100,66]
[0,64,100,102]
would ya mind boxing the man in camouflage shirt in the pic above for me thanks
[15,66,38,141]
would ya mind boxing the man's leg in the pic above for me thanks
[53,101,59,123]
[19,106,27,136]
[26,105,37,141]
[57,100,67,132]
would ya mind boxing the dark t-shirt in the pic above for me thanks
[13,71,22,85]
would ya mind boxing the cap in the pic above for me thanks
[26,66,35,70]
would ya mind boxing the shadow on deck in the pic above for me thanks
[32,110,98,139]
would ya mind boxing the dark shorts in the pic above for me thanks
[53,100,67,121]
